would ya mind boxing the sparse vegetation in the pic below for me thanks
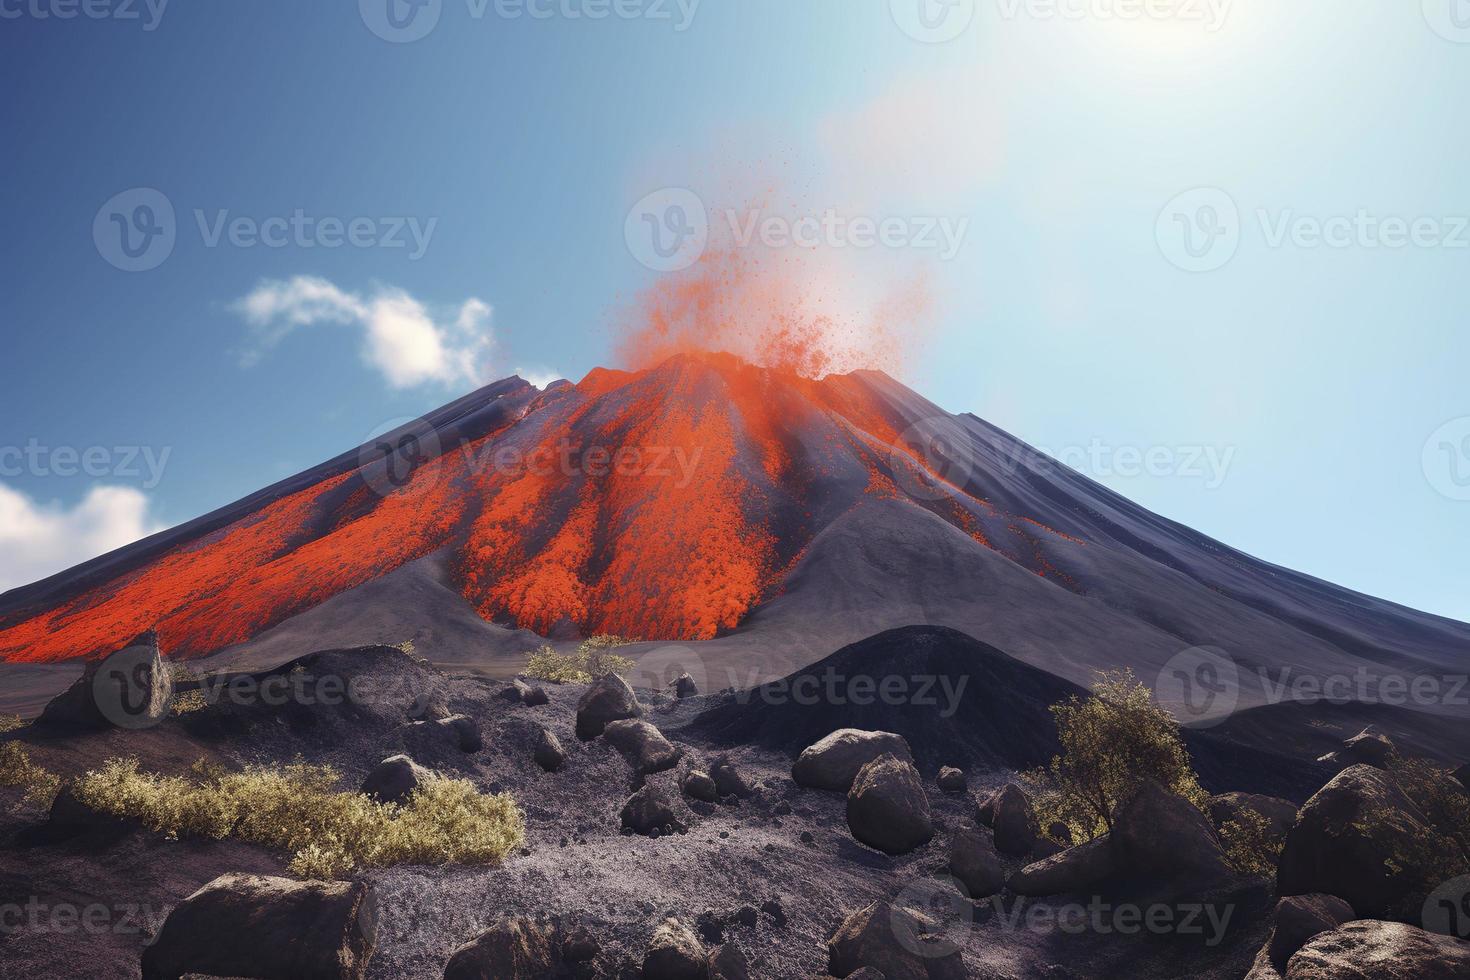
[1385,754,1470,864]
[1218,809,1281,878]
[0,741,62,809]
[170,689,209,715]
[393,639,417,655]
[524,635,636,684]
[70,757,525,880]
[0,714,23,733]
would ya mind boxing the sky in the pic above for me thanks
[0,0,1467,622]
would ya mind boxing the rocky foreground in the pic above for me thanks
[1,627,1468,979]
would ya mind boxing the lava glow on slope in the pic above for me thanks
[0,353,1082,663]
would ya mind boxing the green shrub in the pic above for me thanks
[0,741,61,809]
[1218,809,1282,877]
[1023,669,1209,843]
[523,635,636,684]
[71,757,525,880]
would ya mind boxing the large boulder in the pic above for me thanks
[1340,728,1396,770]
[981,784,1038,857]
[603,719,682,775]
[621,784,683,836]
[793,729,914,792]
[1285,920,1470,979]
[826,901,965,980]
[442,917,561,980]
[1210,792,1299,844]
[575,674,642,740]
[846,754,934,856]
[411,714,482,752]
[706,942,751,980]
[643,918,707,980]
[38,630,171,731]
[141,873,376,980]
[1277,764,1469,921]
[947,827,1004,898]
[1008,835,1117,897]
[1113,779,1232,891]
[360,755,432,805]
[533,728,566,772]
[1266,895,1355,971]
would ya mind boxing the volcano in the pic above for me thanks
[2,352,1467,728]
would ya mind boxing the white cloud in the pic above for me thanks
[515,366,564,390]
[233,276,495,390]
[0,484,166,594]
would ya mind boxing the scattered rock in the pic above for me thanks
[360,754,432,805]
[442,917,561,980]
[500,679,535,703]
[985,784,1039,857]
[621,784,682,836]
[533,728,566,772]
[827,901,965,980]
[47,784,131,832]
[604,719,682,774]
[1340,728,1396,770]
[412,714,482,752]
[682,769,719,803]
[936,767,966,793]
[1285,920,1470,979]
[846,754,934,856]
[38,630,171,731]
[672,672,700,699]
[1113,779,1232,890]
[1277,764,1469,921]
[1008,835,1117,897]
[140,873,376,980]
[711,756,755,799]
[561,926,599,963]
[522,685,550,707]
[1266,895,1355,970]
[643,917,707,980]
[760,899,786,928]
[575,674,642,740]
[792,729,915,792]
[707,942,751,980]
[948,827,1004,898]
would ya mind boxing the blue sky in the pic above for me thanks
[1,0,1467,622]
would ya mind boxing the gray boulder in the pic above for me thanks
[621,784,682,836]
[1268,895,1355,971]
[827,901,965,980]
[672,672,700,699]
[1008,835,1117,897]
[846,754,934,856]
[1285,920,1470,979]
[681,769,719,803]
[604,719,682,775]
[39,630,171,731]
[793,729,915,792]
[1340,728,1396,769]
[711,756,755,799]
[360,755,432,805]
[575,674,642,740]
[947,827,1003,898]
[1277,764,1469,921]
[936,767,966,793]
[533,728,566,772]
[643,918,707,980]
[1113,779,1232,890]
[442,917,561,979]
[412,714,482,752]
[983,784,1039,857]
[141,873,376,980]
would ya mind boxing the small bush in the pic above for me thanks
[71,757,525,879]
[524,635,636,684]
[1386,754,1470,864]
[170,689,209,716]
[1218,809,1281,878]
[0,715,23,734]
[0,741,62,810]
[1023,669,1208,843]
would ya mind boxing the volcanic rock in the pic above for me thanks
[38,630,170,731]
[710,755,755,798]
[936,766,966,793]
[1340,728,1396,769]
[1285,920,1470,979]
[621,783,682,836]
[533,727,566,772]
[575,674,642,740]
[947,827,1004,898]
[1008,835,1117,897]
[1277,764,1469,921]
[681,769,718,802]
[604,719,682,775]
[643,918,707,980]
[360,754,432,805]
[793,729,915,792]
[983,784,1038,857]
[1113,779,1232,891]
[442,917,561,980]
[827,901,965,980]
[672,672,700,699]
[140,873,377,980]
[412,714,482,752]
[1209,792,1299,844]
[1265,894,1355,972]
[707,942,752,980]
[846,754,934,855]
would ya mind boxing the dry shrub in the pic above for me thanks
[0,741,62,809]
[524,635,635,684]
[0,715,23,734]
[72,757,524,880]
